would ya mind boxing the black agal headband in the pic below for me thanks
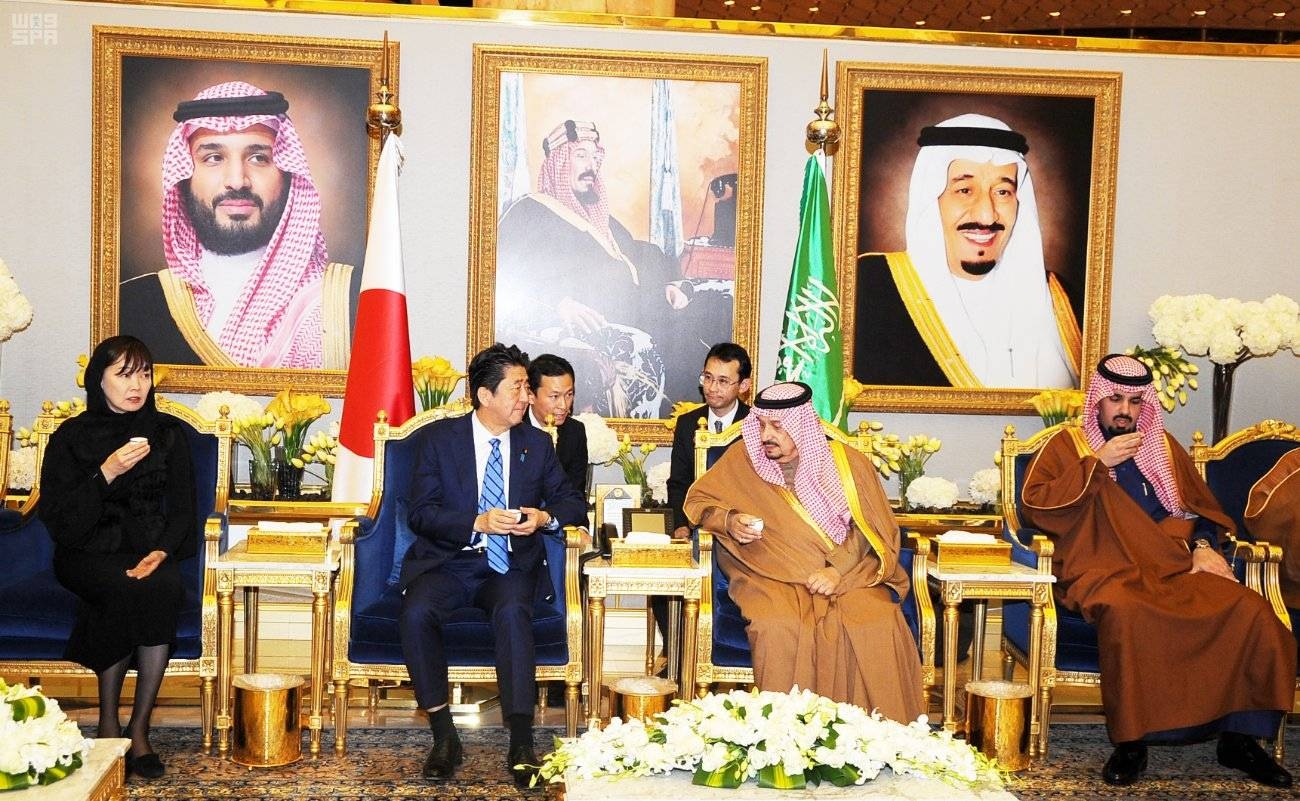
[1096,354,1154,386]
[173,91,289,123]
[917,125,1029,155]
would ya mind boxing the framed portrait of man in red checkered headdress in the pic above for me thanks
[467,45,766,444]
[91,26,391,395]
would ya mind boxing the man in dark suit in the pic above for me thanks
[523,353,589,496]
[398,343,586,787]
[656,342,752,666]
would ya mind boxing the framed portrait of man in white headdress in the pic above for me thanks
[467,45,766,444]
[91,27,391,395]
[833,63,1120,415]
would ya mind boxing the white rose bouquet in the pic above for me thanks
[904,475,960,512]
[0,258,34,344]
[535,687,1001,790]
[0,679,91,791]
[968,468,1000,508]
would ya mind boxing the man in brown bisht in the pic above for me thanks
[684,381,924,723]
[1022,353,1294,788]
[1244,448,1300,609]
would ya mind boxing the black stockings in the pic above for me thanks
[95,644,170,758]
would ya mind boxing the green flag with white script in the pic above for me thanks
[775,152,846,428]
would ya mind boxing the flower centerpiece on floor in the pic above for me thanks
[0,679,91,791]
[536,687,1001,790]
[412,355,467,412]
[1147,293,1300,441]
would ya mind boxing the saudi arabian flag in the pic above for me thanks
[776,151,847,428]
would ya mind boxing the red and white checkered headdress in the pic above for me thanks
[536,120,614,250]
[741,382,852,544]
[1082,353,1189,517]
[161,81,327,367]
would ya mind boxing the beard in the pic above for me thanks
[181,174,290,256]
[575,187,600,207]
[1100,418,1136,438]
[959,259,997,276]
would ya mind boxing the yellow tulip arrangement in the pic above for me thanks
[614,435,657,491]
[296,425,340,486]
[413,356,467,412]
[1125,345,1199,413]
[1026,388,1085,427]
[230,411,279,496]
[266,389,331,462]
[895,434,942,511]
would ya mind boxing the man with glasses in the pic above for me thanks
[654,342,752,671]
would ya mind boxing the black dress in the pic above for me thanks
[38,406,195,672]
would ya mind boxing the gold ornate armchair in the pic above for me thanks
[0,397,232,750]
[691,418,935,705]
[330,403,584,752]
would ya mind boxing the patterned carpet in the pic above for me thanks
[108,724,1299,800]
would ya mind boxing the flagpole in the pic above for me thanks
[806,49,840,153]
[776,49,851,429]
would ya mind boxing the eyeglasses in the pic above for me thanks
[699,373,739,389]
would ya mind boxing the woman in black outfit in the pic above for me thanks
[39,336,195,779]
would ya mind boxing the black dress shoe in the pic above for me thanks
[421,733,464,781]
[1102,742,1148,786]
[1218,732,1293,788]
[507,743,541,790]
[125,752,165,779]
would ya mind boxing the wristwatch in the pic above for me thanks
[1193,538,1213,551]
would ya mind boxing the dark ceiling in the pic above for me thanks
[669,0,1300,43]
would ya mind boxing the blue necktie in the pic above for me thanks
[479,438,510,574]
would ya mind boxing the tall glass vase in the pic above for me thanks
[248,458,276,500]
[1211,360,1243,444]
[897,464,925,512]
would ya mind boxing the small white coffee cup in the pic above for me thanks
[750,518,764,532]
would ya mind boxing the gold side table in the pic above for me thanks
[210,541,340,756]
[927,561,1055,759]
[582,559,703,730]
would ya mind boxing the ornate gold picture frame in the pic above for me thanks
[468,45,767,444]
[91,26,395,395]
[833,63,1119,414]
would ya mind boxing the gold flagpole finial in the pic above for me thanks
[806,49,839,151]
[367,31,402,144]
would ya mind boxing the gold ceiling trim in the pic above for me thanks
[91,0,1300,58]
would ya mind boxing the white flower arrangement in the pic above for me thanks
[0,258,34,344]
[194,391,264,424]
[0,679,91,791]
[575,412,620,465]
[536,687,1001,791]
[7,447,36,491]
[904,476,959,511]
[968,468,1000,507]
[1150,293,1300,365]
[646,461,671,504]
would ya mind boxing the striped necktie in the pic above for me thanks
[479,438,510,574]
